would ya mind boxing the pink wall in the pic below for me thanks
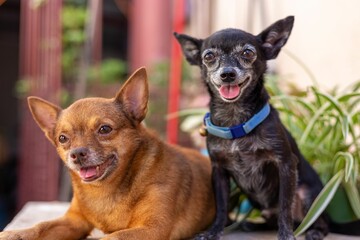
[128,0,172,71]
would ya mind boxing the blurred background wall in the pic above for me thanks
[189,0,360,89]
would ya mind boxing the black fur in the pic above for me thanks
[175,16,330,240]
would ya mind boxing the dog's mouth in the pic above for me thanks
[219,85,241,100]
[217,78,249,101]
[78,155,116,182]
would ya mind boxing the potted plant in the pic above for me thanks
[267,76,360,235]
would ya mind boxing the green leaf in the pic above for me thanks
[294,170,344,236]
[315,91,352,139]
[272,95,316,115]
[333,152,354,182]
[167,108,208,119]
[338,92,360,102]
[282,49,319,87]
[343,180,360,218]
[300,88,352,144]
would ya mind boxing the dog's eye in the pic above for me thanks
[203,52,216,62]
[59,135,69,144]
[241,49,255,59]
[99,125,112,134]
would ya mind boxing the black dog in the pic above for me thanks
[175,16,330,240]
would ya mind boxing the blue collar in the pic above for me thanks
[203,103,270,139]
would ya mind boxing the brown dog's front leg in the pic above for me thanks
[101,227,169,240]
[278,154,297,240]
[193,164,230,240]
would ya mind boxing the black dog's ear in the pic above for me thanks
[257,16,294,60]
[174,32,203,66]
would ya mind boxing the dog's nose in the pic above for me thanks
[69,147,89,164]
[220,68,237,82]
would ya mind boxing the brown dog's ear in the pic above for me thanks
[28,96,62,145]
[115,67,149,123]
[257,16,294,60]
[174,32,203,66]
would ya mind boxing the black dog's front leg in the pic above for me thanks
[194,164,230,240]
[278,154,297,240]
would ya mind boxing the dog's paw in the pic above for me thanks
[192,231,222,240]
[278,231,296,240]
[305,229,325,240]
[0,229,39,240]
[278,235,296,240]
[0,231,25,240]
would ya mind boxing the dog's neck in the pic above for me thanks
[208,76,270,127]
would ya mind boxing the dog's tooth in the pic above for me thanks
[96,165,100,173]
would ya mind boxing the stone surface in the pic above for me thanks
[4,202,359,239]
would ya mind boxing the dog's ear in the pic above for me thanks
[115,67,149,123]
[257,16,294,60]
[28,96,62,145]
[174,32,203,65]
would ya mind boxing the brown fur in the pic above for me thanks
[0,68,215,240]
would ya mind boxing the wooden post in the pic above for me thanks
[128,0,171,70]
[18,0,62,208]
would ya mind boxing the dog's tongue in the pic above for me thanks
[79,167,97,180]
[219,85,240,99]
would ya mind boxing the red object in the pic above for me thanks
[18,0,62,208]
[167,0,185,144]
[128,0,171,71]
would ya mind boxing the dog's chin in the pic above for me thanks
[76,155,117,183]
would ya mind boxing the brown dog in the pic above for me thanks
[0,67,215,240]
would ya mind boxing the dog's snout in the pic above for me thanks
[70,147,89,164]
[220,68,237,82]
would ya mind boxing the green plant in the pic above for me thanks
[88,59,127,85]
[62,2,87,81]
[268,78,360,235]
[178,73,360,235]
[60,1,128,106]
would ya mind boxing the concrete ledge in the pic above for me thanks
[4,202,359,239]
